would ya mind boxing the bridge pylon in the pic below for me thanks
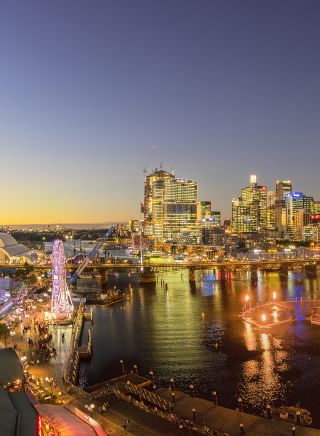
[100,269,109,286]
[250,266,258,284]
[305,264,317,275]
[188,267,196,283]
[139,267,156,284]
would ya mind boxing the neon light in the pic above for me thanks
[37,416,42,436]
[51,239,73,321]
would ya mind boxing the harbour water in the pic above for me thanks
[78,269,320,426]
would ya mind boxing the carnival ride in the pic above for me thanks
[51,226,116,322]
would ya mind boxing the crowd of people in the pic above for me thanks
[16,318,58,364]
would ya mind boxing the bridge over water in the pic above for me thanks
[1,257,320,284]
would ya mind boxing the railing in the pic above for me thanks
[63,300,85,385]
[113,386,225,435]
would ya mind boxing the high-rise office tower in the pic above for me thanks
[275,180,292,234]
[144,168,174,240]
[285,192,304,237]
[163,178,197,241]
[232,175,267,234]
[267,191,276,229]
[143,168,197,242]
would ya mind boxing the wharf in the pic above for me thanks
[93,375,320,435]
[156,387,319,435]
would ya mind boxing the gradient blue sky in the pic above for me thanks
[1,0,320,223]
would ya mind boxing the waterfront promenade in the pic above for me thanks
[5,281,320,435]
[89,374,320,435]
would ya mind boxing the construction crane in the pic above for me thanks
[69,226,116,285]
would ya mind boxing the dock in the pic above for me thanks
[103,376,320,435]
[63,301,93,384]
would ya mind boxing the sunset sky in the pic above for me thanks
[1,0,320,224]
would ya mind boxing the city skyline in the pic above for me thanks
[1,171,317,225]
[2,0,320,224]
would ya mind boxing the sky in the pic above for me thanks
[1,0,320,224]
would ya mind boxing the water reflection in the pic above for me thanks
[79,269,320,426]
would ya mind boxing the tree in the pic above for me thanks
[0,323,10,347]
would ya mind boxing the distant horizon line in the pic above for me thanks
[0,221,127,227]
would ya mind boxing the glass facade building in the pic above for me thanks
[144,169,197,243]
[232,175,268,234]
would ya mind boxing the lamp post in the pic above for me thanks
[189,384,194,397]
[212,390,218,405]
[170,378,175,391]
[10,330,15,345]
[85,403,95,417]
[149,370,154,381]
[120,360,124,374]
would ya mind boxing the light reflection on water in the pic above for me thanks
[78,269,320,426]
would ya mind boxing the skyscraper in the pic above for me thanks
[275,180,292,234]
[267,191,275,230]
[143,168,175,240]
[143,168,197,243]
[232,175,267,234]
[285,192,304,238]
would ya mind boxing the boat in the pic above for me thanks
[85,289,126,305]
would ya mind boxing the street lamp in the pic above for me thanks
[170,378,175,390]
[45,377,54,395]
[149,370,154,380]
[120,360,124,374]
[272,291,277,301]
[85,403,95,417]
[189,384,194,397]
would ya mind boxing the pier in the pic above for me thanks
[64,301,93,384]
[88,374,320,435]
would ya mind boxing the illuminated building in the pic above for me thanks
[143,168,175,240]
[232,175,267,234]
[211,211,221,226]
[267,191,275,230]
[163,178,198,242]
[275,180,292,234]
[128,219,140,233]
[285,192,304,238]
[313,200,320,215]
[197,201,211,220]
[144,168,197,243]
[201,219,223,244]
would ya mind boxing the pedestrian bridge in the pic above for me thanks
[1,256,319,270]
